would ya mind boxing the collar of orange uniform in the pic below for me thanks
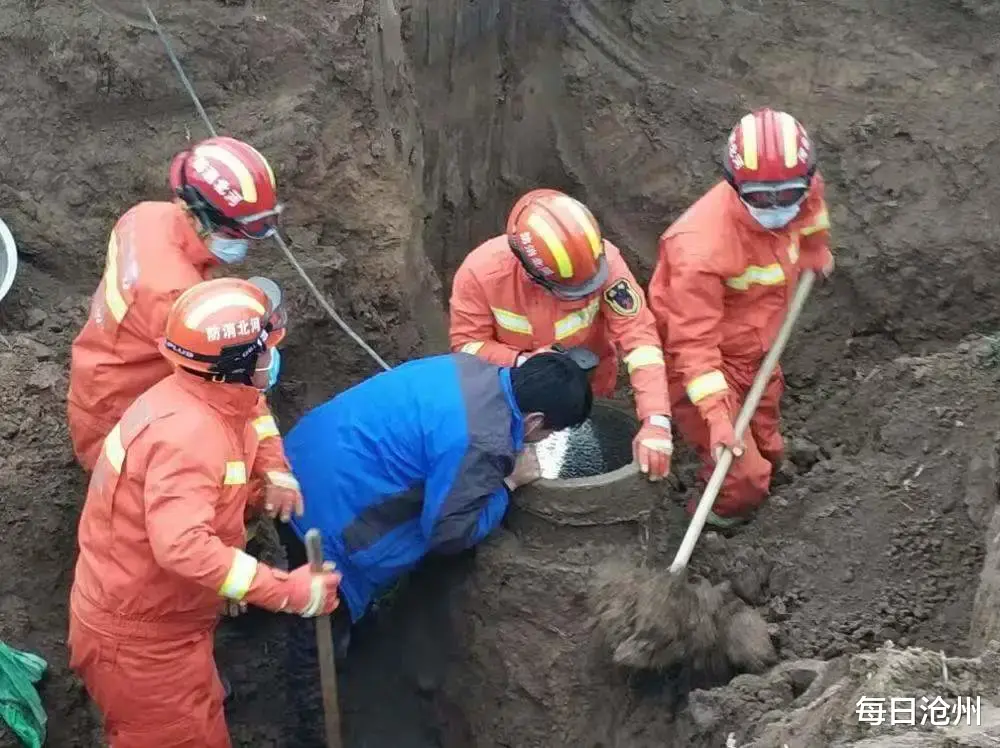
[170,200,221,271]
[172,367,261,419]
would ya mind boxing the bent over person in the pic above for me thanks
[276,350,593,746]
[449,189,673,481]
[68,278,340,748]
[648,108,834,528]
[66,136,296,517]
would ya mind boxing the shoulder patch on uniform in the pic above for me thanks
[603,278,641,317]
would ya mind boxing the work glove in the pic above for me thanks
[504,445,542,491]
[704,402,744,461]
[263,471,304,523]
[632,415,673,481]
[279,563,342,617]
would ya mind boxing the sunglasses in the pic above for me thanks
[739,182,808,209]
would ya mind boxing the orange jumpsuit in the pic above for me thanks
[449,236,669,420]
[68,371,304,747]
[66,201,290,494]
[648,177,832,517]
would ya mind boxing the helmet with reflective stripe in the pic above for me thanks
[159,276,286,383]
[723,108,816,188]
[506,189,609,300]
[169,136,282,239]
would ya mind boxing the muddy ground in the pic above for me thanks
[2,0,1000,745]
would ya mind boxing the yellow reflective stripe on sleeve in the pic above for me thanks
[224,461,247,485]
[218,549,259,600]
[554,298,600,340]
[460,342,485,355]
[799,207,830,237]
[103,233,128,323]
[526,214,573,279]
[253,415,280,440]
[725,264,786,291]
[491,307,533,335]
[267,471,300,491]
[686,370,728,404]
[624,345,665,372]
[103,423,126,473]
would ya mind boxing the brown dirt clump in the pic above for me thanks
[589,559,776,676]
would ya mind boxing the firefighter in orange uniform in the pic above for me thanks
[66,136,298,522]
[648,108,834,527]
[449,189,673,480]
[68,277,341,748]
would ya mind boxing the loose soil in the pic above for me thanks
[2,0,1000,746]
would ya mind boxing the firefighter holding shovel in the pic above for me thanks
[648,107,835,529]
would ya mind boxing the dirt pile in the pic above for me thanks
[589,560,776,675]
[2,0,1000,745]
[634,641,1000,748]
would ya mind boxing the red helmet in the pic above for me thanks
[723,109,816,209]
[159,276,286,383]
[169,136,282,239]
[506,189,608,300]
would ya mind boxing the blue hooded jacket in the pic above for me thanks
[286,353,524,622]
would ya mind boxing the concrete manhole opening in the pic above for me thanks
[536,400,638,480]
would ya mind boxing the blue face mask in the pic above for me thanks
[744,202,801,230]
[260,347,281,392]
[208,234,250,264]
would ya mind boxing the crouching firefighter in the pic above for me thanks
[276,350,593,746]
[448,188,673,482]
[68,278,341,748]
[648,108,834,528]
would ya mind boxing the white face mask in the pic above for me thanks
[208,234,250,264]
[744,202,801,230]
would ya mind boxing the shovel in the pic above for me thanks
[305,528,343,748]
[670,269,817,572]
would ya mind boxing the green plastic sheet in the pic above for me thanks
[0,642,47,748]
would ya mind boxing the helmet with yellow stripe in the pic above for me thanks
[169,136,283,239]
[723,109,817,212]
[159,277,286,384]
[506,189,609,300]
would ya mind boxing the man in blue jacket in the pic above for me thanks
[278,350,592,743]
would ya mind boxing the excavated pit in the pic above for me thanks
[2,0,1000,746]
